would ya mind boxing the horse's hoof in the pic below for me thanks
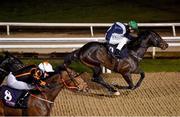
[111,82,118,86]
[131,86,137,90]
[112,91,120,96]
[83,88,90,92]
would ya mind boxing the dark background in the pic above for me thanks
[0,0,179,23]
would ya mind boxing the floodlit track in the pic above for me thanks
[50,72,180,116]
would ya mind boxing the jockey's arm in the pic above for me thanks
[124,33,136,42]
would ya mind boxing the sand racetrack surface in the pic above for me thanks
[50,72,179,116]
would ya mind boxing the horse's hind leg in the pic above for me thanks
[92,66,119,94]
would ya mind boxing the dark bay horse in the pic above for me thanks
[64,30,168,95]
[0,52,25,85]
[0,52,88,116]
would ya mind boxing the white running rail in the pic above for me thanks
[0,36,179,50]
[0,36,180,73]
[0,22,180,36]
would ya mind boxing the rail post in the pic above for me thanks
[90,26,94,37]
[152,47,156,59]
[172,25,176,36]
[7,25,10,35]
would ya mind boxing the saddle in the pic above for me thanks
[0,85,30,109]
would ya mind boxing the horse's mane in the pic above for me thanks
[127,30,154,50]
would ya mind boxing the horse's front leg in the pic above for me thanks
[112,72,135,90]
[115,69,145,90]
[122,72,136,89]
[113,72,135,89]
[133,68,145,89]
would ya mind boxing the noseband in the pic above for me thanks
[60,70,81,90]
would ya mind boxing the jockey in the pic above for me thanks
[6,65,47,90]
[105,20,138,58]
[38,61,54,79]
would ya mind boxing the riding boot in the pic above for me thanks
[107,45,117,58]
[114,49,122,58]
[115,47,129,59]
[17,92,29,109]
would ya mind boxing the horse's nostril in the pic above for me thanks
[166,43,169,48]
[160,42,168,50]
[161,43,168,50]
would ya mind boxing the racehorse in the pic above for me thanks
[0,52,88,116]
[64,30,168,95]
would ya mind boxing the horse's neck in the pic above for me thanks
[44,85,62,102]
[43,74,62,102]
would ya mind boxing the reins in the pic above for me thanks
[15,68,41,78]
[30,93,54,104]
[30,84,54,104]
[61,65,81,90]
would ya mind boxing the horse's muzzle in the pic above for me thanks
[160,43,168,50]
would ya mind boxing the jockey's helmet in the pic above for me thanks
[128,20,138,31]
[38,61,54,73]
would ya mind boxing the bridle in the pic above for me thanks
[60,69,81,90]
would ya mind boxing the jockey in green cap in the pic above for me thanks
[129,20,138,32]
[105,20,139,58]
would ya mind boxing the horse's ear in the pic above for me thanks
[3,51,11,57]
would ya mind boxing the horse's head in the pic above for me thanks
[139,30,168,50]
[0,52,24,74]
[60,68,88,92]
[42,67,88,93]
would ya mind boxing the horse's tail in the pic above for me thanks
[64,49,80,66]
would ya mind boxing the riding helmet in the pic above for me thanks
[128,20,138,31]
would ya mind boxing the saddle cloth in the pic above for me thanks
[0,85,29,109]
